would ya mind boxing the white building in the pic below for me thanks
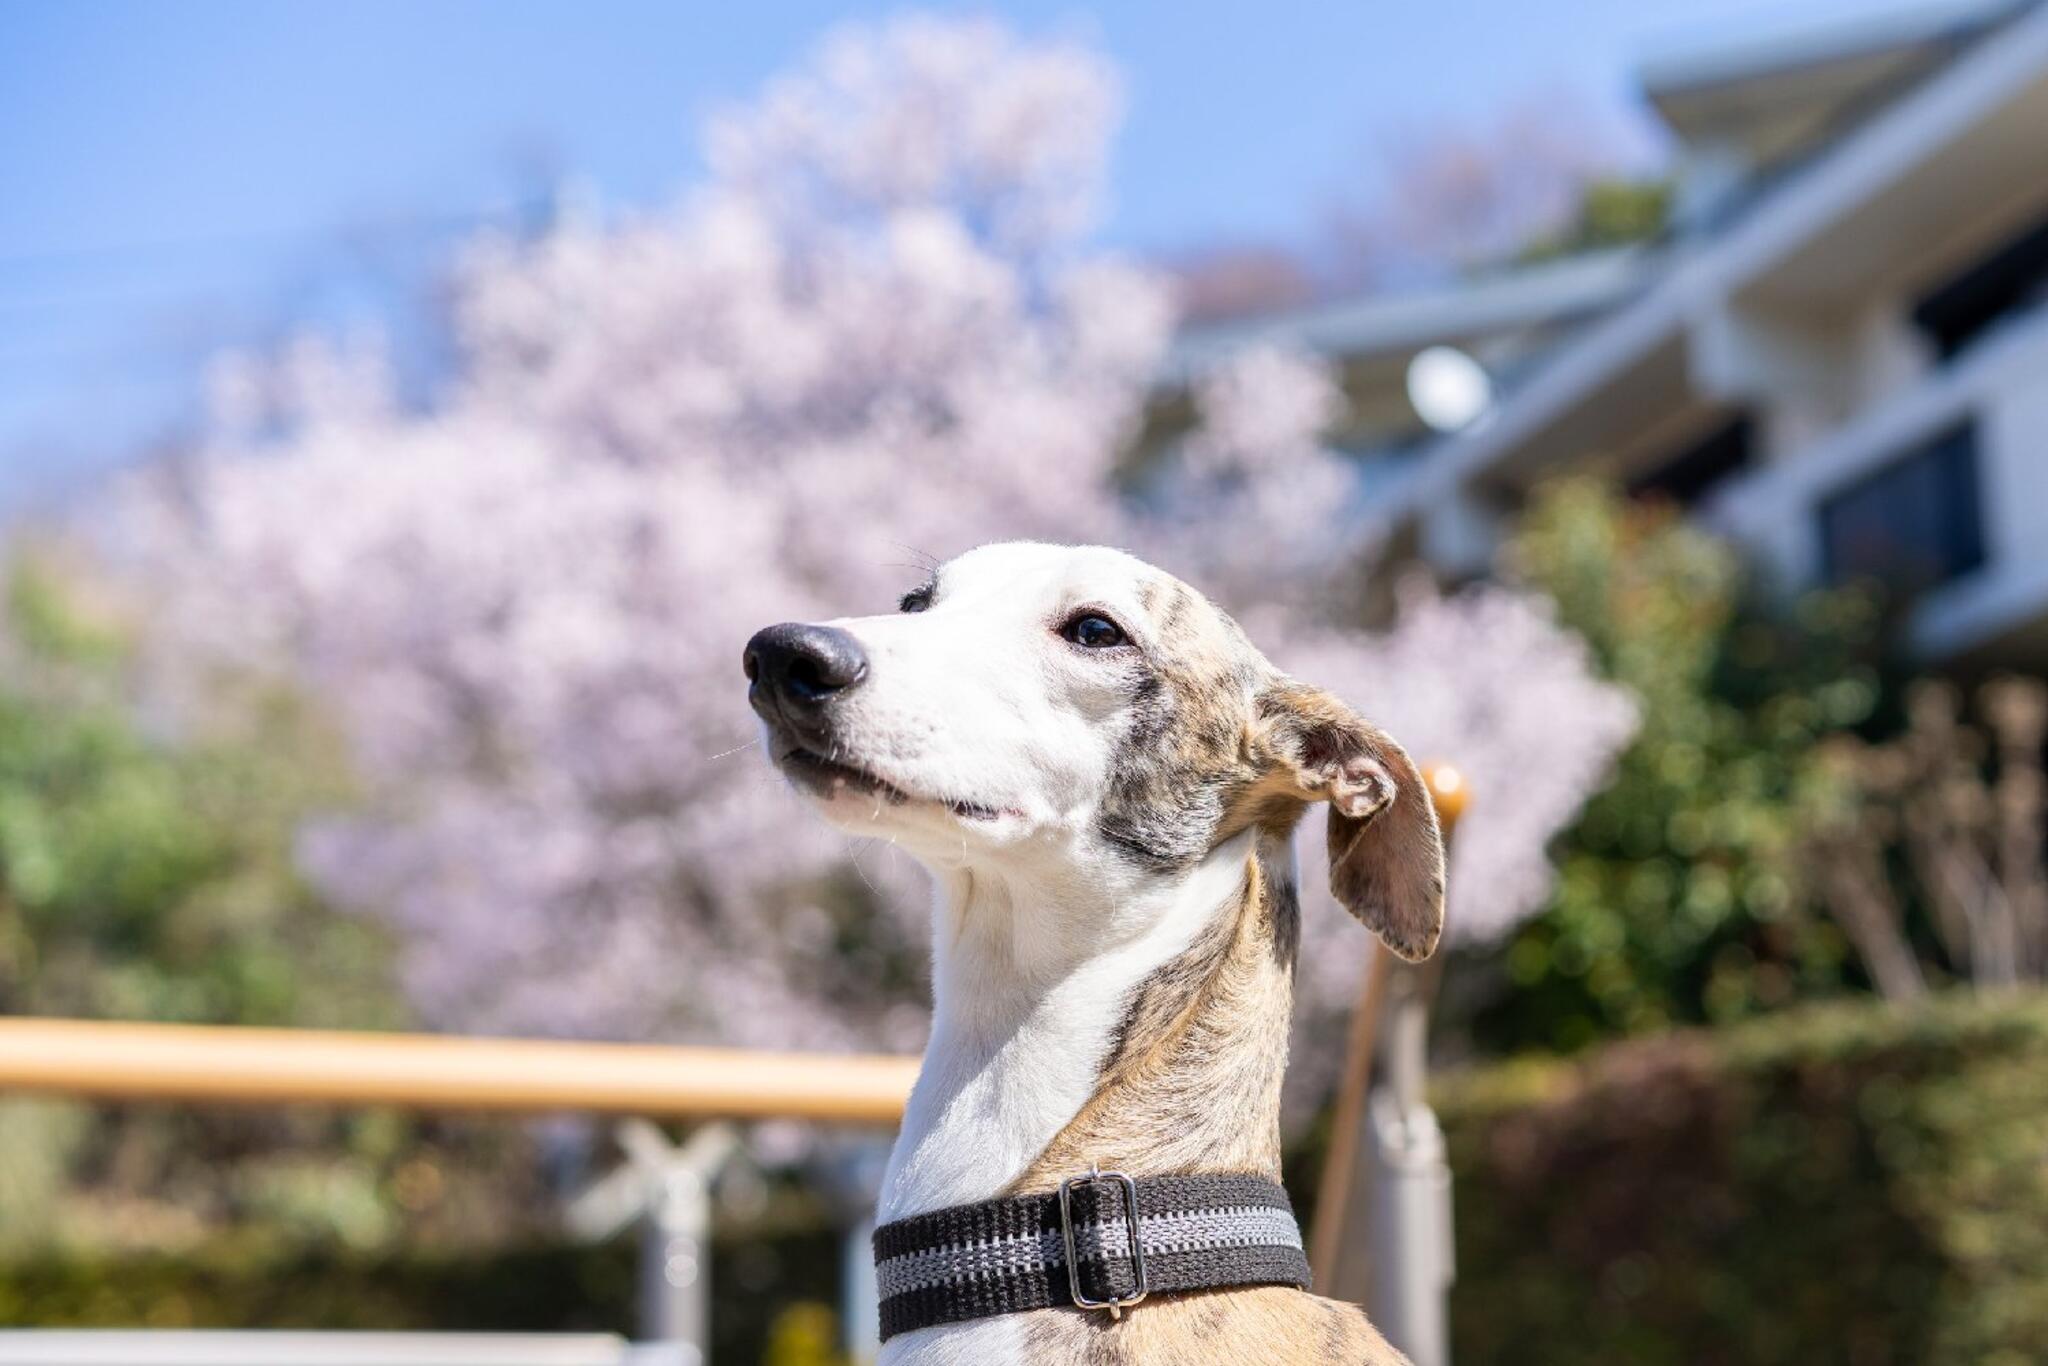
[1171,0,2048,669]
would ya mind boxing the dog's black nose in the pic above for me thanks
[744,622,869,720]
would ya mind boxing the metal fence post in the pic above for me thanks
[639,1162,709,1354]
[814,1137,891,1364]
[641,1125,741,1358]
[842,1211,880,1362]
[1362,965,1454,1366]
[569,1121,739,1365]
[1310,765,1467,1365]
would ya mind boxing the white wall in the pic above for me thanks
[1705,302,2048,656]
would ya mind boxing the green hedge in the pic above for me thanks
[1437,992,2048,1366]
[0,1226,845,1364]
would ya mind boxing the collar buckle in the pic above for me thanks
[1057,1163,1149,1319]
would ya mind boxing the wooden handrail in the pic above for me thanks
[0,1017,918,1125]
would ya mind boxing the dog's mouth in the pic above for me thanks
[777,744,1009,823]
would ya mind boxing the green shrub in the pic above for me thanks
[1469,480,1888,1051]
[0,550,391,1032]
[0,550,423,1254]
[0,1237,635,1335]
[1438,992,2048,1366]
[0,1224,845,1365]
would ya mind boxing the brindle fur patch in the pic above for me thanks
[969,567,1438,1363]
[1002,829,1410,1364]
[1011,1294,1400,1366]
[1018,842,1290,1182]
[1019,1285,1408,1365]
[1095,581,1271,872]
[1094,578,1445,960]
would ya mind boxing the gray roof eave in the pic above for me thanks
[1161,247,1653,386]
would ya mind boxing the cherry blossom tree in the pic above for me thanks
[119,16,1634,1072]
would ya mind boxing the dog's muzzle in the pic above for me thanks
[744,621,867,742]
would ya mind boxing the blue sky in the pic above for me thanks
[0,0,1899,508]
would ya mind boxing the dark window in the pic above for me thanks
[1629,414,1755,506]
[1911,212,2048,361]
[1818,423,1985,597]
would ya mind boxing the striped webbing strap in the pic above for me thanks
[871,1171,1310,1341]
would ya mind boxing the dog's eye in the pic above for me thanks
[899,583,935,613]
[1060,613,1126,649]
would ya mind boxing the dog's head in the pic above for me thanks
[744,542,1443,960]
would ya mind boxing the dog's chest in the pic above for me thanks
[879,1317,1030,1365]
[878,852,1252,1222]
[878,999,1117,1219]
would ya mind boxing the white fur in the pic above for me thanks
[875,833,1251,1365]
[882,830,1256,1221]
[800,542,1174,869]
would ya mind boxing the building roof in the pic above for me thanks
[1642,0,2025,105]
[1642,0,2033,174]
[1161,248,1650,386]
[1392,0,2048,508]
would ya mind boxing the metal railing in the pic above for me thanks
[0,1020,917,1366]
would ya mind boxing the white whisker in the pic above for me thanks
[848,840,882,897]
[704,737,763,762]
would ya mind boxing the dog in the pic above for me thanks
[745,542,1444,1364]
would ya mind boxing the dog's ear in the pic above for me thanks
[1252,681,1444,961]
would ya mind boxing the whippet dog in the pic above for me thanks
[745,542,1443,1365]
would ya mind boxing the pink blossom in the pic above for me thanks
[118,17,1634,1078]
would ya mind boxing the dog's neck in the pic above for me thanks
[878,826,1301,1223]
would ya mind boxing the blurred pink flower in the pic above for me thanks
[121,16,1634,1076]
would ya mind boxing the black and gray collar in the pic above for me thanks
[871,1168,1311,1341]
